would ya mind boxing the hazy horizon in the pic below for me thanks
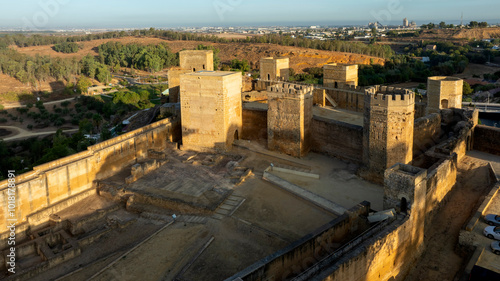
[0,0,499,30]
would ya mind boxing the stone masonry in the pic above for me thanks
[168,50,214,103]
[267,83,314,157]
[363,86,415,180]
[426,76,463,115]
[323,63,359,88]
[260,57,290,81]
[179,50,214,72]
[180,71,242,152]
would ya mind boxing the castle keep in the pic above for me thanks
[179,71,242,152]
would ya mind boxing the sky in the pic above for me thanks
[0,0,499,29]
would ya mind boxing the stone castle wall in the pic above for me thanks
[0,117,181,249]
[310,116,364,163]
[223,202,371,281]
[413,113,442,158]
[473,125,500,156]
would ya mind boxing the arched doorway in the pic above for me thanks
[400,197,408,214]
[234,130,239,141]
[441,99,449,109]
[267,74,271,80]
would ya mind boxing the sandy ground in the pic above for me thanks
[404,155,492,281]
[31,144,352,281]
[452,63,500,80]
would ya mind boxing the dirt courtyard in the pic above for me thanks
[31,142,380,281]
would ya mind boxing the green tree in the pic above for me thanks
[79,119,93,134]
[463,81,474,95]
[96,65,110,84]
[76,76,92,94]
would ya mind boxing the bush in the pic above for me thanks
[27,124,33,130]
[0,118,7,123]
[61,101,70,107]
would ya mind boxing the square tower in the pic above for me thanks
[260,57,290,81]
[363,86,415,180]
[426,76,463,115]
[267,83,314,157]
[167,68,192,103]
[323,63,359,88]
[179,50,214,72]
[180,71,242,152]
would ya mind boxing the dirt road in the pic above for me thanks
[0,125,79,141]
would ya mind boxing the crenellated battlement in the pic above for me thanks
[365,85,415,107]
[268,82,314,96]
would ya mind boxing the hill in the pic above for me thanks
[11,37,385,72]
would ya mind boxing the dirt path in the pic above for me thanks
[404,156,492,281]
[0,125,79,141]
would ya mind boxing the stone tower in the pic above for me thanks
[363,86,415,180]
[323,63,358,88]
[426,76,464,115]
[267,83,314,157]
[384,163,427,250]
[179,50,214,72]
[168,50,215,104]
[180,71,242,152]
[260,57,290,81]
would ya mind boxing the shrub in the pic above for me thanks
[0,118,7,123]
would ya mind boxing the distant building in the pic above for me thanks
[426,45,437,51]
[403,18,409,27]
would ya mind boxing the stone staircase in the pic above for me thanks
[212,195,246,220]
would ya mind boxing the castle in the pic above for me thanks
[1,51,499,281]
